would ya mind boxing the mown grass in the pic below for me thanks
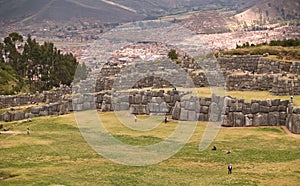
[0,113,299,185]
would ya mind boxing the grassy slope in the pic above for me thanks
[0,62,18,95]
[0,113,299,185]
[221,46,300,61]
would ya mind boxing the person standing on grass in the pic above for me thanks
[228,164,232,174]
[27,127,30,135]
[134,115,137,123]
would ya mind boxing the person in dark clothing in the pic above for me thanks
[228,164,232,174]
[164,116,168,123]
[252,68,255,75]
[212,146,217,151]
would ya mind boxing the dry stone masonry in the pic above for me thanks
[1,55,300,134]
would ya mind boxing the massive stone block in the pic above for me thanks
[188,110,197,121]
[83,102,91,110]
[245,114,253,126]
[39,110,49,116]
[2,111,13,122]
[290,114,300,134]
[209,102,220,122]
[172,102,181,120]
[260,106,270,113]
[14,111,25,121]
[253,113,268,126]
[180,109,188,121]
[31,107,41,114]
[135,94,142,104]
[268,112,279,126]
[233,112,245,127]
[251,103,260,114]
[293,107,300,114]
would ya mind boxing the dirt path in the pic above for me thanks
[0,131,26,135]
[281,126,300,138]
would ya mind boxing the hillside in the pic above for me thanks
[170,0,299,34]
[0,0,259,25]
[0,0,144,24]
[0,0,298,39]
[179,11,238,34]
[234,0,300,27]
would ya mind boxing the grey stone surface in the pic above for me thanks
[180,109,188,121]
[209,102,220,122]
[233,112,245,127]
[251,103,260,114]
[268,112,279,126]
[253,113,268,126]
[14,111,25,121]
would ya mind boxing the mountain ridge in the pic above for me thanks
[0,0,260,25]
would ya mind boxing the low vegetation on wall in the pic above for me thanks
[221,39,300,61]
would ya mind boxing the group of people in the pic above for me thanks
[211,145,233,174]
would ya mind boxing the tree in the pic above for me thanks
[0,42,4,63]
[3,32,23,73]
[0,32,80,93]
[74,62,89,82]
[168,49,179,61]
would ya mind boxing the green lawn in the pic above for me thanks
[1,113,299,185]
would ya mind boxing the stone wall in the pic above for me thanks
[0,101,71,122]
[257,58,300,74]
[0,94,40,109]
[218,55,300,74]
[1,90,300,134]
[257,58,289,74]
[222,98,289,127]
[94,71,300,96]
[290,62,300,74]
[98,67,121,77]
[96,77,114,92]
[226,74,274,91]
[218,55,260,72]
[0,85,72,110]
[286,105,300,134]
[92,56,300,96]
[220,97,299,134]
[42,85,72,103]
[191,71,226,87]
[272,77,300,96]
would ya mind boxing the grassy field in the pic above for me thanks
[1,113,299,185]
